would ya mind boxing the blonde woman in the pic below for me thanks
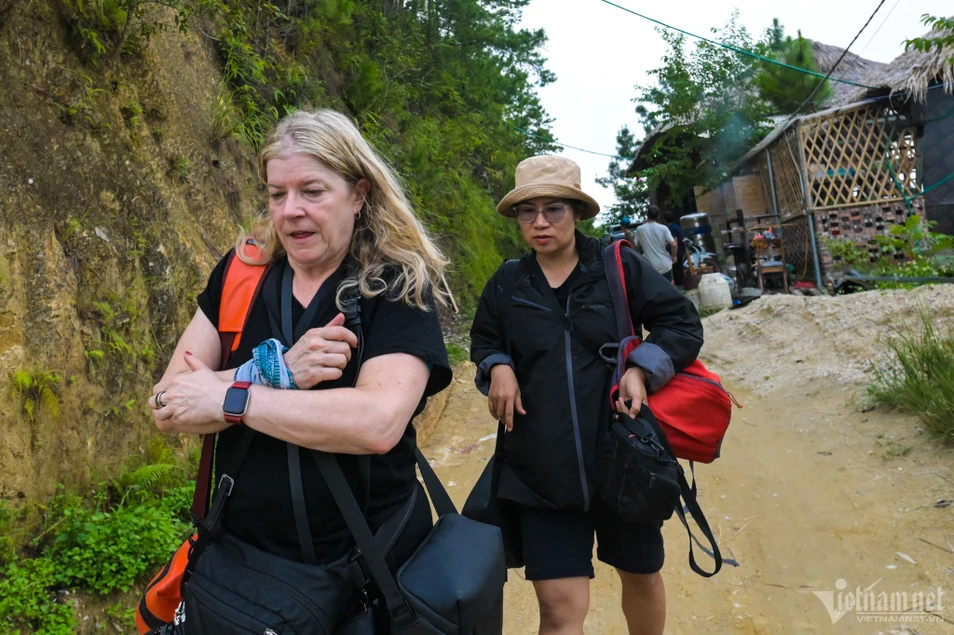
[147,110,452,631]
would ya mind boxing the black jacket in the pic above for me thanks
[470,232,703,510]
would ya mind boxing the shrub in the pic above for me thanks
[867,312,954,444]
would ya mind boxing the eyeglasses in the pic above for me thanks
[514,202,571,225]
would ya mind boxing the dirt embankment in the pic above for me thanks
[421,287,954,634]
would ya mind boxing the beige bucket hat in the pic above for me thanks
[497,155,601,220]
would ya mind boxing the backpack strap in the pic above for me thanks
[500,259,519,357]
[491,259,520,446]
[601,239,636,340]
[191,243,270,523]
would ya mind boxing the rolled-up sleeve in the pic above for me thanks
[622,249,703,392]
[470,266,511,396]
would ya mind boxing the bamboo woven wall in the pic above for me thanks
[799,103,919,211]
[770,127,806,220]
[780,216,814,282]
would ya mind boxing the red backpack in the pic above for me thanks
[603,240,740,463]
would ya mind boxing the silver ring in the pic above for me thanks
[155,391,166,409]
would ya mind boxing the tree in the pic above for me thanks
[905,14,954,63]
[629,13,773,207]
[755,20,830,114]
[595,126,648,225]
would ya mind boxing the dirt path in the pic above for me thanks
[419,359,954,634]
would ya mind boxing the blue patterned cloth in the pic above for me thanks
[234,338,297,389]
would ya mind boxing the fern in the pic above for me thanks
[11,370,61,422]
[113,463,179,507]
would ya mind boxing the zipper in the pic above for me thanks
[513,296,553,312]
[677,372,743,408]
[563,293,590,510]
[208,545,331,631]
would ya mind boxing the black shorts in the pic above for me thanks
[513,500,665,581]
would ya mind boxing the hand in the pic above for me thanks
[151,353,232,433]
[616,367,648,418]
[283,313,359,389]
[488,364,526,432]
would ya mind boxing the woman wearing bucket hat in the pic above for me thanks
[469,156,703,635]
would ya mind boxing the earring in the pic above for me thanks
[355,210,362,220]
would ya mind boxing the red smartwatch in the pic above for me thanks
[223,381,252,425]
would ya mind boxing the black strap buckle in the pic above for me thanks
[217,474,235,497]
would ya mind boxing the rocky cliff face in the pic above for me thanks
[0,3,263,502]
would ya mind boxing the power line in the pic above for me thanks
[596,0,875,88]
[783,0,888,127]
[514,125,633,161]
[857,0,901,58]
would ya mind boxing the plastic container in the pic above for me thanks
[698,273,733,311]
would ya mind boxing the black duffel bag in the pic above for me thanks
[598,404,681,525]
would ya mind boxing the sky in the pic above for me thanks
[518,0,951,213]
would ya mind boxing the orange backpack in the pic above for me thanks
[135,246,268,634]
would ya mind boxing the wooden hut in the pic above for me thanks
[735,28,954,288]
[843,24,954,236]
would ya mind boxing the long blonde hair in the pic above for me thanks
[236,109,448,310]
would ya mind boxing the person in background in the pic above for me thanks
[620,216,636,245]
[634,205,676,282]
[470,155,703,635]
[664,211,686,288]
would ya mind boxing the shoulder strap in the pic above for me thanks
[500,259,519,358]
[602,240,635,340]
[191,243,270,522]
[309,448,457,631]
[492,258,520,447]
[218,243,271,365]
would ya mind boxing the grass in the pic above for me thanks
[446,341,469,367]
[866,312,954,444]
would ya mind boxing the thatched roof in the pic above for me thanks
[809,40,887,106]
[846,20,954,103]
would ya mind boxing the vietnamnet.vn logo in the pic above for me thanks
[813,578,945,624]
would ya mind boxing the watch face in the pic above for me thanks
[223,387,250,416]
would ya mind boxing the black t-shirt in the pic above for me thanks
[551,263,582,308]
[196,253,452,563]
